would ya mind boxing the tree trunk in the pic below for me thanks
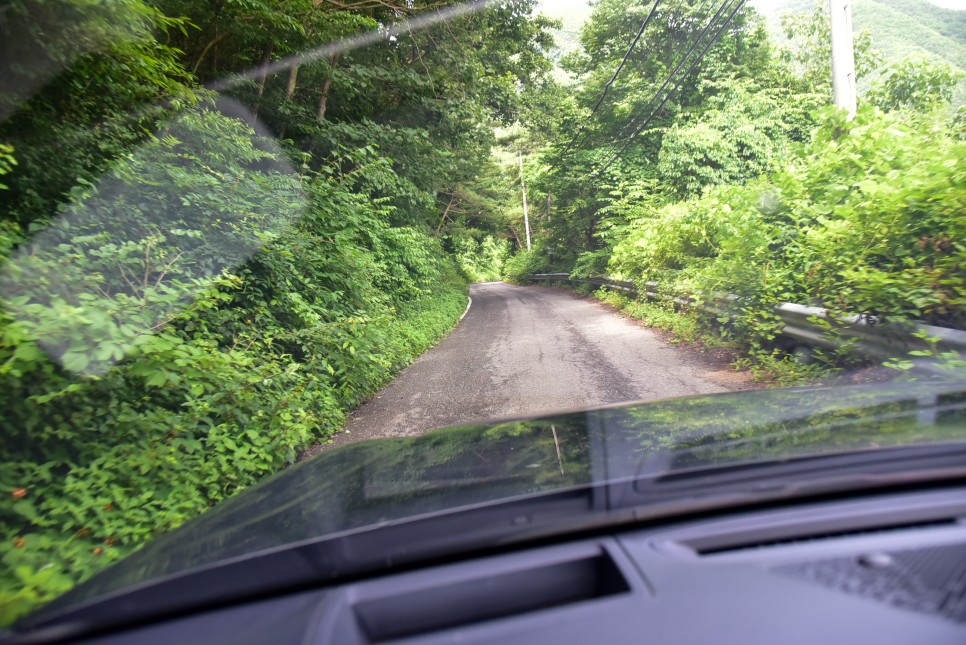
[251,42,274,123]
[435,194,458,235]
[191,31,228,75]
[286,65,299,99]
[317,54,340,122]
[317,77,333,121]
[509,226,524,251]
[256,43,273,97]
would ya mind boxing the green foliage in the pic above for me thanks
[870,56,963,113]
[776,108,965,326]
[885,330,966,374]
[607,106,966,358]
[599,289,704,344]
[504,243,553,280]
[1,0,561,624]
[0,105,470,622]
[731,351,838,387]
[0,0,199,227]
[435,154,526,281]
[453,235,512,283]
[657,80,822,198]
[0,144,15,191]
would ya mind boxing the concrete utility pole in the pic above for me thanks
[519,152,531,251]
[829,0,857,118]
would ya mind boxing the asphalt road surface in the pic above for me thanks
[326,282,752,449]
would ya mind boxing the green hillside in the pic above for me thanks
[854,0,965,67]
[758,0,965,103]
[540,1,964,99]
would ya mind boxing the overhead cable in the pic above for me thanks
[576,0,719,171]
[607,0,737,147]
[562,0,721,174]
[594,0,748,177]
[558,0,662,157]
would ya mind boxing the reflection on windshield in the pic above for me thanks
[0,99,304,376]
[23,379,962,626]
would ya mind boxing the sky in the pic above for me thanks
[752,0,966,10]
[537,0,966,20]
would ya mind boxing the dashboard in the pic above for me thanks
[74,487,966,644]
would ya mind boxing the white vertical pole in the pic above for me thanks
[829,0,857,118]
[519,152,531,251]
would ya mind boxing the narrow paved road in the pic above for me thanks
[326,282,751,449]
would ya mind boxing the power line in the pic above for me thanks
[607,0,735,147]
[573,0,720,176]
[593,0,748,178]
[559,0,722,177]
[558,0,662,157]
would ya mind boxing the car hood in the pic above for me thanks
[18,379,966,634]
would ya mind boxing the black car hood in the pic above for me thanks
[16,379,966,634]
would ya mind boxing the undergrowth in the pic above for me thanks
[0,112,469,624]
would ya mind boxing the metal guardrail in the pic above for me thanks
[523,273,966,366]
[775,303,966,361]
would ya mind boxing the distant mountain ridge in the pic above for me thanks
[540,1,965,67]
[760,0,965,90]
[540,0,965,102]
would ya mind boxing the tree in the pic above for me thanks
[869,56,962,113]
[656,78,822,198]
[0,0,196,228]
[532,0,777,269]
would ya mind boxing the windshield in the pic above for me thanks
[18,379,966,633]
[2,0,965,632]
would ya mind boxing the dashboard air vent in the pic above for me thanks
[778,541,966,624]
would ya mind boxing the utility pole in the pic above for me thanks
[519,151,531,251]
[829,0,857,118]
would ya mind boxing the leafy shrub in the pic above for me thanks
[609,105,966,352]
[0,108,468,624]
[870,56,963,113]
[503,242,553,280]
